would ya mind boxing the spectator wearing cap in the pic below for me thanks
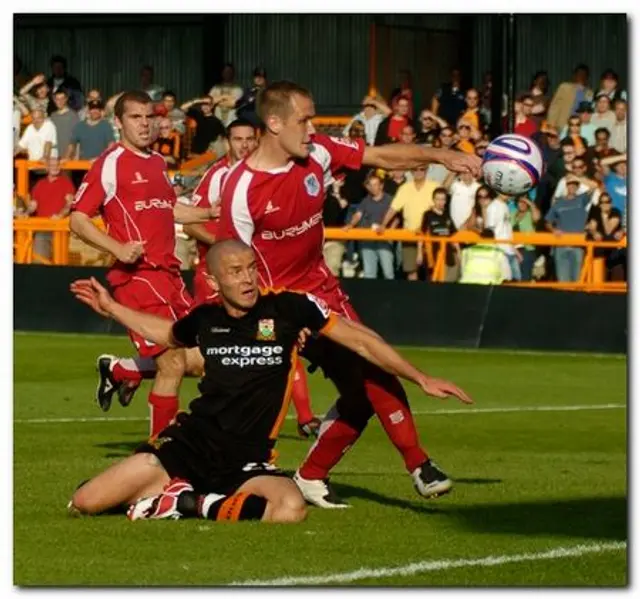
[544,174,592,282]
[610,100,627,154]
[601,154,627,219]
[593,69,627,106]
[431,68,466,127]
[590,94,616,135]
[235,67,268,127]
[552,154,599,204]
[512,93,538,138]
[65,99,115,160]
[374,96,413,145]
[50,88,79,160]
[78,89,102,122]
[47,55,83,112]
[560,102,596,147]
[209,63,244,127]
[344,96,391,146]
[547,64,594,129]
[161,91,186,135]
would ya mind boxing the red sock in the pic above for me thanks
[112,357,156,385]
[148,393,179,437]
[364,379,428,473]
[298,407,360,480]
[291,361,314,425]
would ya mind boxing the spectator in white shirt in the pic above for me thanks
[590,94,616,134]
[14,109,57,161]
[485,193,520,281]
[209,63,244,127]
[610,100,627,154]
[446,171,481,230]
[343,96,391,146]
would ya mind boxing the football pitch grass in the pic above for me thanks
[14,332,627,586]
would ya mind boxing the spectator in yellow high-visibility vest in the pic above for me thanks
[459,229,508,285]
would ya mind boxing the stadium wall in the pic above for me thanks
[14,266,626,354]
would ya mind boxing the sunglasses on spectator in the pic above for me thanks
[600,198,612,205]
[458,125,471,130]
[569,121,581,127]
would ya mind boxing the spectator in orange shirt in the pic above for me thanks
[28,156,75,263]
[454,121,477,154]
[460,88,487,133]
[152,118,181,167]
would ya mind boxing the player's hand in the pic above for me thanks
[418,375,473,404]
[70,277,115,318]
[439,149,482,178]
[209,202,221,219]
[296,327,312,351]
[116,241,146,264]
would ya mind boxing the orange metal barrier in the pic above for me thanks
[14,159,192,200]
[323,228,627,294]
[13,218,626,293]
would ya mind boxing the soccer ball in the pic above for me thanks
[482,134,543,196]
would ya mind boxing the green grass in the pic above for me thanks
[13,332,628,586]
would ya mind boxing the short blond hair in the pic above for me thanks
[256,81,312,123]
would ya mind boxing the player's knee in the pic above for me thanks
[156,351,186,379]
[274,491,307,523]
[69,485,101,515]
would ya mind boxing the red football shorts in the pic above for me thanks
[112,270,193,358]
[192,268,220,307]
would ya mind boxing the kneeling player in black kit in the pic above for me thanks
[69,240,472,523]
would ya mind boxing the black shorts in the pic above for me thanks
[136,412,287,496]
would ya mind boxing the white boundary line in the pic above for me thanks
[13,331,627,359]
[230,541,627,586]
[13,403,626,424]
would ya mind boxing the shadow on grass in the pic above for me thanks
[94,440,145,458]
[334,480,626,541]
[450,496,627,541]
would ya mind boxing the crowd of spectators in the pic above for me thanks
[328,64,627,284]
[12,55,627,283]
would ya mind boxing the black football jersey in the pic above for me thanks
[171,291,335,445]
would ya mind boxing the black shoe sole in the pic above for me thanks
[95,356,117,412]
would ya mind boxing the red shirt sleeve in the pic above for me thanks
[217,168,260,245]
[311,134,365,174]
[71,159,108,217]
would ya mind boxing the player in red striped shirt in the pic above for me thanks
[183,118,321,438]
[217,81,480,507]
[70,90,217,437]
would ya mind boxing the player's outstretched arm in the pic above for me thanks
[362,144,482,177]
[183,223,217,245]
[70,277,179,348]
[322,317,473,404]
[173,202,216,225]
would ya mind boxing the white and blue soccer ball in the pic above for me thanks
[482,134,543,196]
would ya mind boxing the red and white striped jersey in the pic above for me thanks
[192,155,230,277]
[71,143,180,286]
[217,134,365,312]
